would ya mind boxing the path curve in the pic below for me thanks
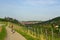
[5,27,27,40]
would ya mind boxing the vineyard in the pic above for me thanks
[18,17,60,40]
[19,23,60,40]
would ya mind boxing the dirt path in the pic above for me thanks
[5,27,27,40]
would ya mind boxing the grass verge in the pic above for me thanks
[15,29,39,40]
[0,25,7,40]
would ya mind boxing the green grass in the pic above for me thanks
[0,25,7,40]
[8,22,39,40]
[15,29,39,40]
[9,22,60,40]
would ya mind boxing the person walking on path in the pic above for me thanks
[11,25,15,33]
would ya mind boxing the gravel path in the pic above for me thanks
[5,27,27,40]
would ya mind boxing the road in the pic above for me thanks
[5,26,27,40]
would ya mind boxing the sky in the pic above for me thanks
[0,0,60,21]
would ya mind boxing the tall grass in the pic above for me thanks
[9,22,60,40]
[15,29,39,40]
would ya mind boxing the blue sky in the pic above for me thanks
[0,0,60,21]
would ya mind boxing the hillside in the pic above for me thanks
[0,17,60,40]
[0,16,60,26]
[0,17,23,26]
[35,16,60,25]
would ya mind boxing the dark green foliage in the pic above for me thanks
[0,17,23,26]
